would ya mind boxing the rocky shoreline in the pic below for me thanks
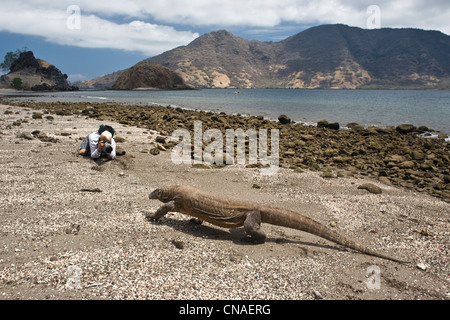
[2,99,449,202]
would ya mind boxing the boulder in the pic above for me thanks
[278,114,291,124]
[396,124,416,134]
[317,120,328,128]
[347,123,365,132]
[358,183,383,194]
[318,120,339,130]
[412,150,425,161]
[325,122,340,130]
[399,161,415,169]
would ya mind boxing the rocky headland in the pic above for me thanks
[0,51,78,91]
[4,100,449,203]
[112,61,189,90]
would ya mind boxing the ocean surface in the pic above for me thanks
[2,88,450,134]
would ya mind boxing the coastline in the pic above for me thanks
[2,88,449,135]
[0,101,449,300]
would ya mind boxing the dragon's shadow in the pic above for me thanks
[146,215,347,254]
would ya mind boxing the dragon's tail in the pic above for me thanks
[262,208,409,264]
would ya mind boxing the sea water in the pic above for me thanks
[2,88,449,134]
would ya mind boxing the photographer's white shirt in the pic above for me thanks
[88,131,116,159]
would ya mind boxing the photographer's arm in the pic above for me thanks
[108,139,116,160]
[89,134,102,159]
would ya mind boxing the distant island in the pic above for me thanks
[75,24,450,90]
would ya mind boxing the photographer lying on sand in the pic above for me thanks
[78,125,116,160]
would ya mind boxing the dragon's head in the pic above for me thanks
[149,185,178,203]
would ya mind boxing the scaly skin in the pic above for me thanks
[145,185,408,264]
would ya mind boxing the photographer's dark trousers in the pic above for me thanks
[79,135,91,155]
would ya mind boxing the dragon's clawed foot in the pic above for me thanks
[140,210,159,221]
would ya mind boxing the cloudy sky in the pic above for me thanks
[1,0,449,81]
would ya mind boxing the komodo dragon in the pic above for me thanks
[144,185,408,264]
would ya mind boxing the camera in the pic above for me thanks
[104,141,113,153]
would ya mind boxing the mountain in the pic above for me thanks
[147,30,277,88]
[146,24,450,89]
[112,61,188,90]
[0,51,77,91]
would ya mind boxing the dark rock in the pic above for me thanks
[171,240,185,249]
[317,120,339,130]
[396,124,416,134]
[149,147,160,155]
[325,122,340,130]
[80,188,102,193]
[317,120,328,128]
[155,136,166,143]
[278,114,291,124]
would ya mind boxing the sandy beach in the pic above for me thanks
[0,102,449,300]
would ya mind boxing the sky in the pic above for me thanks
[1,0,449,82]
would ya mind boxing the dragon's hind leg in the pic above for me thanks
[244,211,266,243]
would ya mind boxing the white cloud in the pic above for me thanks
[68,0,450,34]
[0,1,199,56]
[0,0,448,56]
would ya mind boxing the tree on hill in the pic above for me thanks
[12,77,23,90]
[0,48,28,72]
